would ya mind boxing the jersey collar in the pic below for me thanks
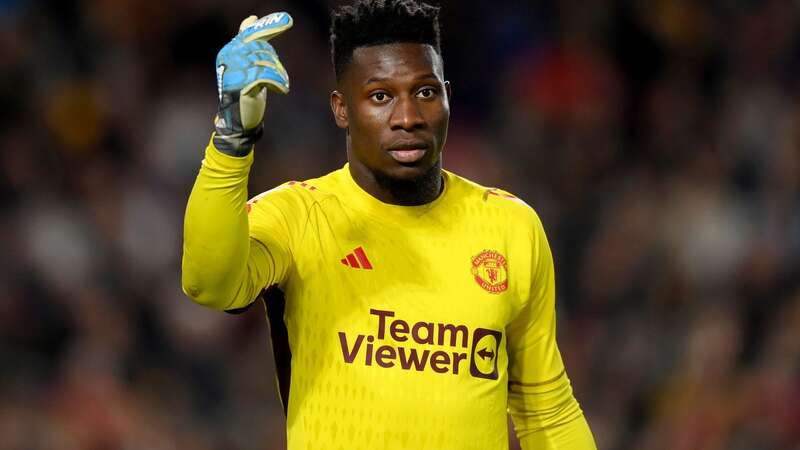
[339,163,452,223]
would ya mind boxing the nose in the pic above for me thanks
[389,95,425,131]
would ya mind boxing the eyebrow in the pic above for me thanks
[363,73,440,85]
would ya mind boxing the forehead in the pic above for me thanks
[343,43,443,85]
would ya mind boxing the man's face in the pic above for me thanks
[331,43,450,182]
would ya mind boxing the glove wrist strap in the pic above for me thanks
[213,125,262,157]
[213,92,262,157]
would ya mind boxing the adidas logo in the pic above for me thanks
[340,246,373,270]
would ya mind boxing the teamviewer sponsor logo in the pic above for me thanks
[338,309,501,380]
[469,328,501,379]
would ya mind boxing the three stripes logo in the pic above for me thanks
[341,246,373,270]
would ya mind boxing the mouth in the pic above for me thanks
[387,140,429,164]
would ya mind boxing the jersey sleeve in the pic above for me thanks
[181,138,293,311]
[506,212,596,449]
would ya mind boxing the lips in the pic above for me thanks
[388,149,426,163]
[387,140,428,164]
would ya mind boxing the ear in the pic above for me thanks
[330,90,349,129]
[444,81,452,102]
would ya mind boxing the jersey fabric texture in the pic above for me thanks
[182,141,596,450]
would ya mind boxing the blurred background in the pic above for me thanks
[1,0,799,448]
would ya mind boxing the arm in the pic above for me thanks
[181,142,290,310]
[181,13,294,311]
[506,213,596,449]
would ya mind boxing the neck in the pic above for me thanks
[349,159,443,206]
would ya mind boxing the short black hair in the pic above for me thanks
[330,0,442,82]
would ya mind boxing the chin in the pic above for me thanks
[385,162,431,180]
[375,158,439,187]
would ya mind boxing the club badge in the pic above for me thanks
[471,250,508,294]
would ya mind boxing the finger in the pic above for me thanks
[242,66,289,95]
[238,15,258,32]
[245,43,288,82]
[239,38,277,55]
[224,68,287,96]
[254,64,289,94]
[245,52,287,80]
[259,78,290,95]
[239,12,293,43]
[254,60,289,81]
[247,47,284,67]
[219,53,287,93]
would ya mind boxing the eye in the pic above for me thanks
[370,92,391,103]
[416,87,437,99]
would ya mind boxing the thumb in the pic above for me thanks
[239,87,267,131]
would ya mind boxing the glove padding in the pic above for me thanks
[214,12,292,156]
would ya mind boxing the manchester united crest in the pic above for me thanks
[471,250,508,294]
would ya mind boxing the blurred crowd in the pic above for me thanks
[1,0,799,449]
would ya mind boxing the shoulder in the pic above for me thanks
[247,167,344,214]
[445,170,545,233]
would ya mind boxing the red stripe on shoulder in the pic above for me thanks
[483,188,528,207]
[286,180,319,192]
[484,188,516,200]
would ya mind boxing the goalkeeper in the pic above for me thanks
[182,1,596,449]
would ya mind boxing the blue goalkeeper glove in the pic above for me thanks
[213,12,293,156]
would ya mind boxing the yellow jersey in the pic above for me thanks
[182,142,596,450]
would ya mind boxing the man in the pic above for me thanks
[182,1,596,448]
